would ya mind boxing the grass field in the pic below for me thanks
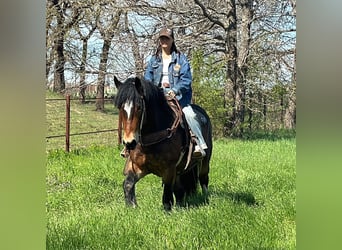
[46,138,296,249]
[46,91,295,249]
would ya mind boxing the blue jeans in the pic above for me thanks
[182,105,207,148]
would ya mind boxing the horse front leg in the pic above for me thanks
[122,158,146,208]
[162,168,176,211]
[123,172,138,207]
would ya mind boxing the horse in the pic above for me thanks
[114,76,212,211]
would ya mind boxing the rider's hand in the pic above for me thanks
[168,90,176,98]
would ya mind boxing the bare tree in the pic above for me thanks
[48,0,80,93]
[285,0,296,128]
[75,8,99,103]
[246,0,296,130]
[96,6,123,111]
[121,10,145,77]
[193,0,251,137]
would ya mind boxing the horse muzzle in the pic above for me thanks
[124,139,137,150]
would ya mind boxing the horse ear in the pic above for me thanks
[134,77,144,96]
[114,76,121,89]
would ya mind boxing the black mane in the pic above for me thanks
[114,77,172,125]
[115,77,140,109]
[116,78,166,108]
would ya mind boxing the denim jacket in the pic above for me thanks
[144,51,192,108]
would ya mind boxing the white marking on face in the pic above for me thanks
[124,100,133,120]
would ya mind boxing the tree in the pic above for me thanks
[76,8,98,103]
[285,0,296,128]
[96,7,122,111]
[246,0,296,131]
[193,0,253,137]
[47,0,80,93]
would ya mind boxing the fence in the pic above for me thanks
[46,95,120,152]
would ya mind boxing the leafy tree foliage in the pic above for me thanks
[191,49,226,138]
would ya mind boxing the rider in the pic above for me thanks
[144,26,207,157]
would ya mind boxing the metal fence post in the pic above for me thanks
[66,95,70,152]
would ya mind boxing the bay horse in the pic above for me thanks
[114,76,212,211]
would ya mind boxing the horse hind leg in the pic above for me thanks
[174,176,185,206]
[162,168,177,211]
[162,182,175,211]
[199,175,208,195]
[199,160,209,200]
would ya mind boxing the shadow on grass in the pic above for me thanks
[178,192,210,209]
[176,189,259,209]
[234,192,258,205]
[212,190,259,206]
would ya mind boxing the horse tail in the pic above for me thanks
[177,162,199,195]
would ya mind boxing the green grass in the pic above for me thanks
[46,138,296,249]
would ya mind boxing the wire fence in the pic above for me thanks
[46,95,120,152]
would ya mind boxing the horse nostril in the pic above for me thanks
[126,140,137,150]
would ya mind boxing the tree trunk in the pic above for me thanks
[285,47,296,129]
[280,92,285,127]
[124,11,144,77]
[46,12,53,86]
[234,0,253,136]
[96,38,112,111]
[285,87,296,129]
[263,95,267,130]
[50,0,79,93]
[131,32,144,77]
[247,105,252,132]
[53,33,65,92]
[223,0,238,137]
[95,10,122,111]
[77,19,97,103]
[224,0,253,137]
[52,0,65,93]
[79,39,87,103]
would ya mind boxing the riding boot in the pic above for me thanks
[191,133,206,158]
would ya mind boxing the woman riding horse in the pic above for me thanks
[114,76,212,211]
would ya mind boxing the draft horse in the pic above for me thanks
[114,76,212,211]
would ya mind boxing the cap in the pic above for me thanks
[158,27,174,39]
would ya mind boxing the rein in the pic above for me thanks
[139,95,183,147]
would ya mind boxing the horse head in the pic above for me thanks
[114,76,144,150]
